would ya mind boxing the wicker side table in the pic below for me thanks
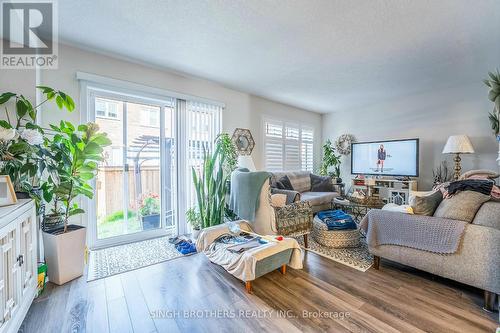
[312,216,360,248]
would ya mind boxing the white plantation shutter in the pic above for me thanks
[264,119,314,171]
[301,127,314,171]
[264,120,284,171]
[284,124,300,170]
[185,101,222,209]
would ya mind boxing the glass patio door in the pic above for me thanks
[90,90,176,248]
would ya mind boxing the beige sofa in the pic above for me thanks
[270,171,342,213]
[368,201,500,311]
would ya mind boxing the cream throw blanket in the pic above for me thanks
[196,221,303,281]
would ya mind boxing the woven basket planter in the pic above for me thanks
[312,216,360,248]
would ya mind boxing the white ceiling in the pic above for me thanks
[43,1,500,113]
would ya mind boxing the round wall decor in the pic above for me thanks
[231,128,255,155]
[335,134,355,155]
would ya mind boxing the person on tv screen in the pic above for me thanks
[376,144,387,172]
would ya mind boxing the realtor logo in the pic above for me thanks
[1,0,58,68]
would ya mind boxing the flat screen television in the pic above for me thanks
[351,138,419,177]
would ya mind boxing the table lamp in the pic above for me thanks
[237,155,256,171]
[442,135,475,180]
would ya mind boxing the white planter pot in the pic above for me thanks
[192,228,201,239]
[42,225,86,285]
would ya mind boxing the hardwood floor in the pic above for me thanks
[20,251,498,333]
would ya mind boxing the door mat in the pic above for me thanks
[297,237,373,272]
[87,236,188,281]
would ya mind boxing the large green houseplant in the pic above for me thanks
[42,121,111,285]
[188,133,237,233]
[191,142,228,229]
[0,86,74,202]
[319,139,342,182]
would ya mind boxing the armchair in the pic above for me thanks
[229,169,313,246]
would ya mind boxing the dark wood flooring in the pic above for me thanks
[20,251,498,333]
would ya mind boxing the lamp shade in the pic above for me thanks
[237,155,256,171]
[442,135,475,154]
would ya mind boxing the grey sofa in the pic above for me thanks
[270,171,342,213]
[367,200,500,311]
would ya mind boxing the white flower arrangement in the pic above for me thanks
[0,127,16,142]
[20,129,44,146]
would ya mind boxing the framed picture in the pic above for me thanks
[0,175,17,207]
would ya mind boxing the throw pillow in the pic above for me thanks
[433,190,490,222]
[409,190,443,216]
[310,174,334,192]
[270,194,287,207]
[278,175,294,191]
[382,203,414,214]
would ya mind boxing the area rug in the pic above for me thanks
[297,237,373,272]
[87,236,187,281]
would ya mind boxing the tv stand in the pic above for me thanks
[351,176,417,205]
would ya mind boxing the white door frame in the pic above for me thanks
[81,83,177,249]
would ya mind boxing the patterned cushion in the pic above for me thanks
[409,190,443,216]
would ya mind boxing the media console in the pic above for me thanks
[351,177,417,205]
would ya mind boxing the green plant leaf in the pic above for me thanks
[0,120,12,129]
[55,95,64,109]
[0,92,16,105]
[16,99,28,119]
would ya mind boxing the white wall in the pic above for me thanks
[322,80,499,190]
[38,44,323,170]
[0,40,36,122]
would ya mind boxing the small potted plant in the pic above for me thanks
[138,193,160,230]
[41,121,111,285]
[186,207,201,238]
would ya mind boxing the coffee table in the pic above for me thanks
[331,198,384,224]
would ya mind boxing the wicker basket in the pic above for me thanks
[347,195,384,207]
[312,216,360,248]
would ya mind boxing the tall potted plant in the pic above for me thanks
[191,142,228,229]
[319,139,342,183]
[41,121,111,285]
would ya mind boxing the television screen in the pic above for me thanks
[351,139,419,177]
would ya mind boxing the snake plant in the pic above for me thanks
[484,70,500,137]
[191,143,228,229]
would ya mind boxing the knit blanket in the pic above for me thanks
[229,168,271,221]
[360,210,467,254]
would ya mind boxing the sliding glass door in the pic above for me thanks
[89,90,176,248]
[83,81,222,249]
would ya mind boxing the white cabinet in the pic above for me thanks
[0,200,37,333]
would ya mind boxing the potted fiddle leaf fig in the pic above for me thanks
[0,86,74,205]
[41,121,111,285]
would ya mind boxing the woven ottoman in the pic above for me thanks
[312,215,360,248]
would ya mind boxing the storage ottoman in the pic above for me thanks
[312,215,360,248]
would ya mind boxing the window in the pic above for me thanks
[95,98,119,119]
[141,105,160,127]
[264,119,314,171]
